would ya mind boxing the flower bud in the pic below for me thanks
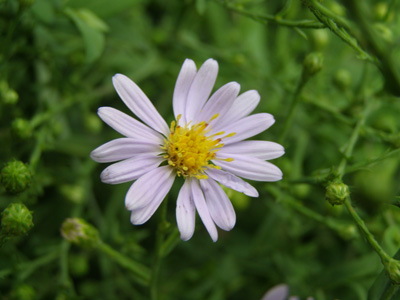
[385,258,400,284]
[61,218,100,248]
[0,81,18,105]
[12,118,32,139]
[1,203,34,237]
[84,112,103,134]
[1,161,32,194]
[302,52,323,80]
[10,284,36,300]
[333,69,352,91]
[325,182,349,206]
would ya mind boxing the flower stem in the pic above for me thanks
[97,242,151,286]
[216,0,325,29]
[336,98,371,178]
[344,198,391,264]
[302,0,378,64]
[150,198,169,300]
[279,76,308,144]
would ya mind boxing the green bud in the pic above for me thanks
[373,23,393,43]
[385,258,400,284]
[4,89,19,105]
[84,112,103,134]
[12,118,32,139]
[1,203,34,237]
[311,29,330,50]
[0,81,18,105]
[302,52,323,79]
[325,182,349,206]
[59,184,85,204]
[61,218,100,248]
[1,161,32,194]
[333,69,352,91]
[374,3,388,20]
[10,284,36,300]
[338,224,358,240]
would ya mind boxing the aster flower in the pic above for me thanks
[91,59,284,242]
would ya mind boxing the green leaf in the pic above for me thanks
[64,7,106,64]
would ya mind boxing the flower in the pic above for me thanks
[91,58,284,242]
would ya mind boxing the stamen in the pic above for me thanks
[161,116,234,179]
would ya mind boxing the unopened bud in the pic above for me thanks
[325,182,349,206]
[0,81,18,105]
[333,69,352,91]
[303,52,323,79]
[1,203,34,237]
[61,218,100,248]
[12,118,32,139]
[84,112,102,134]
[385,258,400,284]
[1,161,32,194]
[10,284,36,300]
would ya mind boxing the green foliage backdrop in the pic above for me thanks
[1,0,400,299]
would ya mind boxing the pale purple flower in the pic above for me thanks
[91,58,284,242]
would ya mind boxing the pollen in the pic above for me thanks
[162,115,234,180]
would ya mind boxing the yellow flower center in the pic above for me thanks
[161,115,234,180]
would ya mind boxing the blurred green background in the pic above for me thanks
[1,0,400,299]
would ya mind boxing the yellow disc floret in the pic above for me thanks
[161,115,235,180]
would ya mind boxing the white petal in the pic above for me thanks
[100,155,163,184]
[130,190,168,225]
[90,138,161,163]
[112,74,169,136]
[125,166,175,210]
[197,82,240,124]
[190,179,218,242]
[200,178,236,231]
[206,168,259,197]
[98,107,163,143]
[218,113,275,145]
[173,59,197,124]
[185,59,218,122]
[261,284,289,300]
[214,90,260,130]
[176,180,195,241]
[219,141,285,160]
[213,155,283,182]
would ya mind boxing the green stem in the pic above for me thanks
[302,0,378,64]
[216,0,325,29]
[97,242,151,286]
[344,198,391,265]
[381,284,400,300]
[279,76,308,144]
[267,186,352,236]
[150,199,169,300]
[336,99,371,178]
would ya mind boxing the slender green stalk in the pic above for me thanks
[150,199,169,300]
[381,284,400,300]
[97,242,151,285]
[216,0,325,29]
[279,77,308,144]
[267,186,353,237]
[302,0,378,65]
[336,99,371,178]
[344,198,391,263]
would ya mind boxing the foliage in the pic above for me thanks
[1,0,400,299]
